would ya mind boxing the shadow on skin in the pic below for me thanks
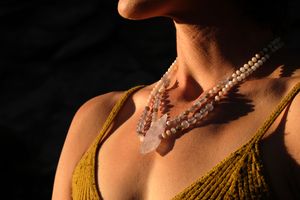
[158,50,300,156]
[260,102,300,198]
[97,58,300,158]
[157,85,255,156]
[279,61,300,78]
[257,55,300,197]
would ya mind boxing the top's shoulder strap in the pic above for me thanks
[254,82,300,142]
[94,85,145,146]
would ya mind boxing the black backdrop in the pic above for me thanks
[1,0,299,199]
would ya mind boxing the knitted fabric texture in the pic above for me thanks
[72,82,300,200]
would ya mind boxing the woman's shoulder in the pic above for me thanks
[284,76,300,164]
[52,90,126,199]
[69,90,127,150]
[77,91,124,122]
[274,73,300,168]
[69,84,152,150]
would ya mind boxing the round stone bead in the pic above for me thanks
[195,112,202,119]
[206,103,214,111]
[161,132,168,139]
[215,95,221,101]
[181,120,190,129]
[251,65,257,70]
[158,89,165,94]
[194,101,202,107]
[165,130,172,136]
[188,117,197,124]
[248,61,254,66]
[171,127,176,134]
[251,57,258,62]
[240,73,246,79]
[222,87,228,92]
[255,54,261,59]
[199,109,205,114]
[191,118,197,124]
[244,64,250,69]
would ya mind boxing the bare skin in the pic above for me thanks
[52,0,300,199]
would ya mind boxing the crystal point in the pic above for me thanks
[140,114,167,154]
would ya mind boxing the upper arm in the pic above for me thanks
[51,91,121,200]
[284,83,300,165]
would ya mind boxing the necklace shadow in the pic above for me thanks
[278,62,300,78]
[157,85,255,156]
[157,50,300,156]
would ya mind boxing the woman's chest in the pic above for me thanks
[96,118,270,200]
[95,85,299,200]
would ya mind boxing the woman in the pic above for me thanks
[52,0,300,199]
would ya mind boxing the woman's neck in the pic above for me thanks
[170,6,275,101]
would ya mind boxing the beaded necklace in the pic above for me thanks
[137,37,284,154]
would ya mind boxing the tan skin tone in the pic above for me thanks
[52,0,300,199]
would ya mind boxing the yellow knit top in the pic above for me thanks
[72,83,300,200]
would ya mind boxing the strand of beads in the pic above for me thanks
[160,37,284,139]
[136,59,177,141]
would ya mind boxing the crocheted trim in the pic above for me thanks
[172,82,300,199]
[72,85,144,200]
[72,82,300,200]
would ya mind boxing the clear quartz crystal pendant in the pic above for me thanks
[140,114,168,154]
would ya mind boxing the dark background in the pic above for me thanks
[1,0,299,199]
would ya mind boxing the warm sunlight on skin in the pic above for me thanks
[117,0,173,20]
[52,0,300,199]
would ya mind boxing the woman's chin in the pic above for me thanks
[117,0,169,20]
[118,1,148,20]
